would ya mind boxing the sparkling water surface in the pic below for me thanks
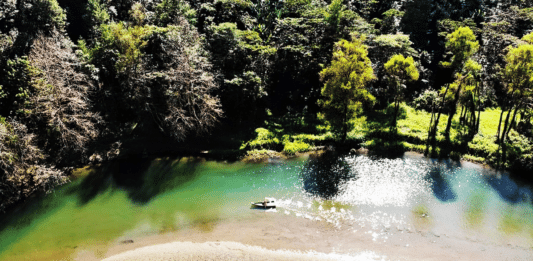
[1,153,532,260]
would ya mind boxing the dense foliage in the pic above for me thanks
[319,34,375,141]
[1,0,533,211]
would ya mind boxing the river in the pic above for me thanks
[0,152,532,260]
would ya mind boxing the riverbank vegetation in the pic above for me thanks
[1,0,533,212]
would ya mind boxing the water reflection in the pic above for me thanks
[464,191,487,228]
[300,151,354,199]
[499,205,525,234]
[412,204,433,230]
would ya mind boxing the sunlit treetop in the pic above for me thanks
[384,54,419,84]
[319,33,376,104]
[522,32,533,44]
[503,43,533,96]
[442,27,479,69]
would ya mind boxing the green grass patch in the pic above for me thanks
[240,128,281,150]
[462,154,486,163]
[239,105,532,171]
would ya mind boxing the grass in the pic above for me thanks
[238,113,335,160]
[239,104,533,172]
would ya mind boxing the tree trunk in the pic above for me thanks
[432,84,451,136]
[342,101,348,142]
[470,102,476,132]
[501,142,507,169]
[501,106,514,144]
[475,85,481,133]
[392,99,400,129]
[426,84,451,155]
[504,106,521,142]
[496,108,505,143]
[459,106,465,124]
[476,110,481,132]
[425,104,436,155]
[444,83,463,138]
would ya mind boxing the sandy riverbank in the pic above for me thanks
[82,208,532,261]
[102,241,379,261]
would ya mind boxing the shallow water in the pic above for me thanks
[0,153,532,260]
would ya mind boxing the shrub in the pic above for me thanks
[412,89,441,112]
[242,149,285,163]
[283,140,311,155]
[155,0,197,26]
[241,128,281,150]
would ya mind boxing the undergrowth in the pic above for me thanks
[240,105,533,172]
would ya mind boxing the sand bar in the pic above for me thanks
[94,208,532,261]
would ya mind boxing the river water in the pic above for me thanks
[1,152,532,260]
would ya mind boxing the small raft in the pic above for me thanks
[251,197,276,209]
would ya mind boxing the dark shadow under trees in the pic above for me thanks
[300,149,355,199]
[67,156,202,206]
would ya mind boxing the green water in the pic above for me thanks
[1,154,533,260]
[0,157,304,261]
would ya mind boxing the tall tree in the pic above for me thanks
[384,54,419,128]
[319,34,375,142]
[498,37,533,143]
[445,59,483,135]
[433,27,480,139]
[495,33,533,166]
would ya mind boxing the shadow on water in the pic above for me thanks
[0,156,212,260]
[67,156,201,205]
[484,172,533,205]
[300,150,355,200]
[0,184,73,256]
[428,166,457,202]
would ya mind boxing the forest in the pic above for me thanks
[1,0,533,212]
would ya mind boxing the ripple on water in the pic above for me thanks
[336,156,433,207]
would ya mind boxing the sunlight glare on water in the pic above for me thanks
[337,156,432,207]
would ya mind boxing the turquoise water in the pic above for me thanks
[0,154,532,260]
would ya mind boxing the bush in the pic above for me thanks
[242,149,285,163]
[155,0,197,26]
[240,128,281,150]
[384,102,407,120]
[412,89,441,112]
[283,140,311,155]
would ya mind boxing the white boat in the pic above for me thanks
[251,197,276,209]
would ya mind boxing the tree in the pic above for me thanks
[431,27,479,139]
[445,59,483,135]
[325,0,345,31]
[494,33,533,166]
[319,34,375,142]
[384,54,419,128]
[498,39,533,143]
[0,1,96,212]
[441,27,480,70]
[373,9,405,34]
[369,34,418,103]
[85,10,223,142]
